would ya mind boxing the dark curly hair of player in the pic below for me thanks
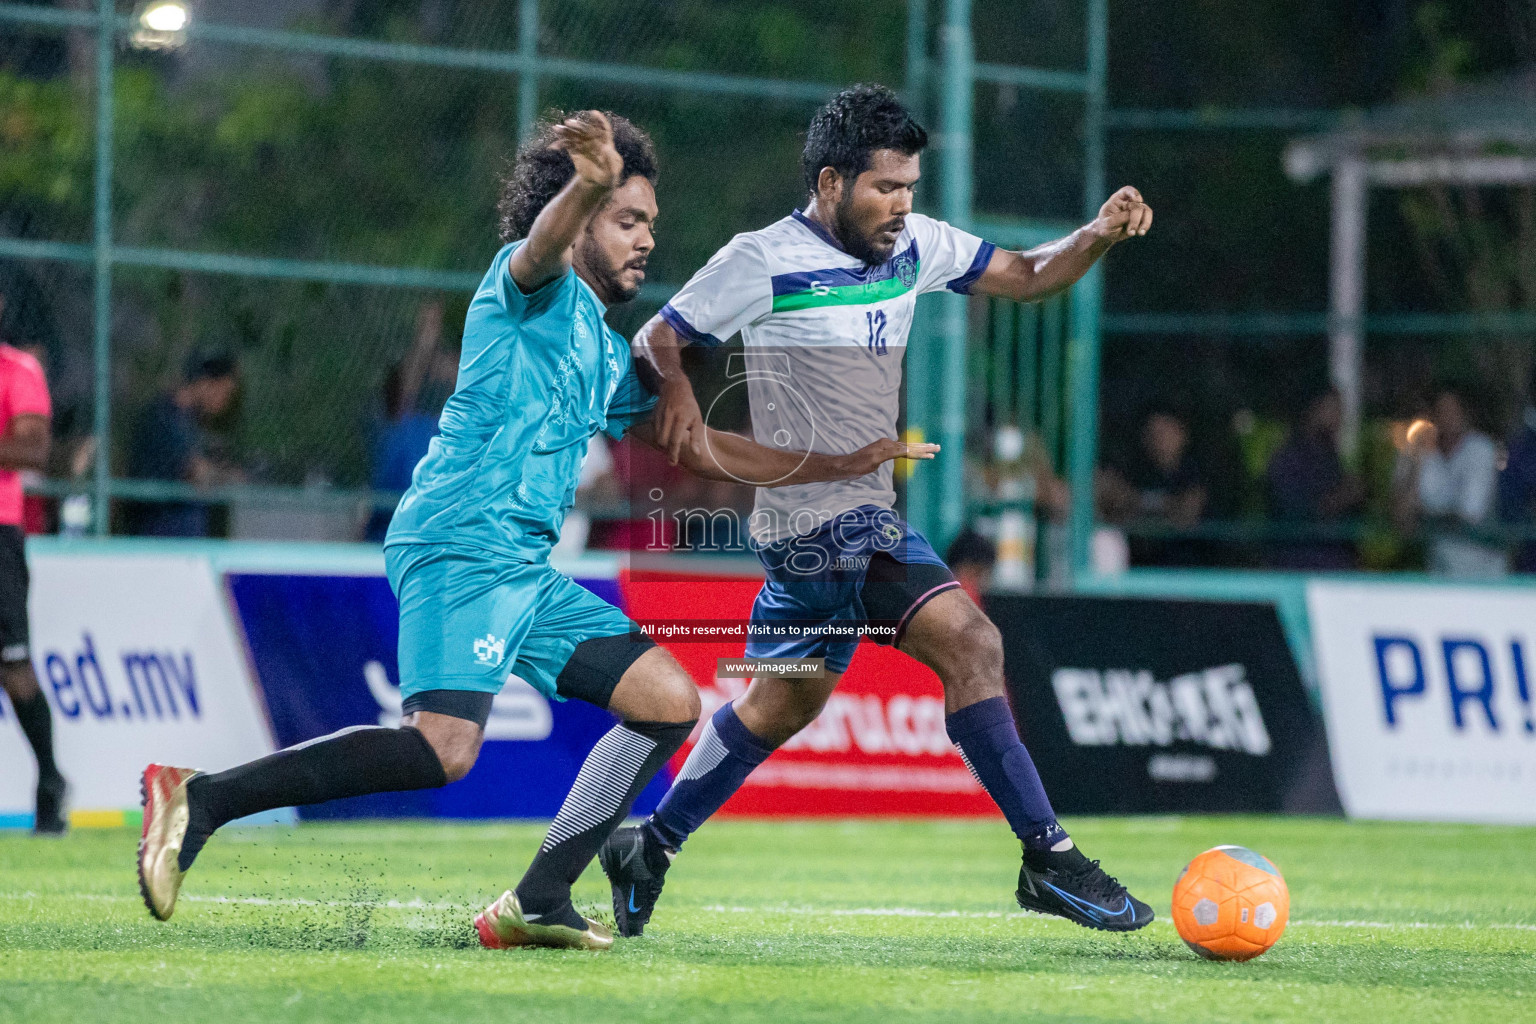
[496,111,658,244]
[801,84,928,197]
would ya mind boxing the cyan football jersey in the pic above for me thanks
[659,210,993,543]
[386,241,656,562]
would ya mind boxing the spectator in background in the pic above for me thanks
[125,352,243,537]
[365,302,458,541]
[1098,404,1209,566]
[1266,389,1363,570]
[1393,384,1505,578]
[1499,366,1536,572]
[946,528,996,606]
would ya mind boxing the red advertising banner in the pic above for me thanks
[619,568,998,817]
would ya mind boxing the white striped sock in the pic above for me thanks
[675,718,731,783]
[540,725,658,851]
[956,747,988,789]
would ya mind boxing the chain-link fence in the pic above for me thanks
[0,0,1106,556]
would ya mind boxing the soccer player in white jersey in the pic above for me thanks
[599,85,1156,936]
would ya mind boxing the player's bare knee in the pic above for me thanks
[407,716,483,783]
[431,739,478,783]
[609,647,700,724]
[937,615,1005,698]
[614,652,700,724]
[965,616,1005,679]
[648,664,701,724]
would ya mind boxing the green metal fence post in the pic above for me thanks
[903,0,930,538]
[518,0,539,140]
[90,0,114,536]
[935,0,973,554]
[905,0,928,125]
[1066,0,1107,576]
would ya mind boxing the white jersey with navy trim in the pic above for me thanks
[660,210,993,544]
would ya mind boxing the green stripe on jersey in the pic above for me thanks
[771,266,921,312]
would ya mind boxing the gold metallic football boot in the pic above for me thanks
[473,889,614,951]
[137,764,200,921]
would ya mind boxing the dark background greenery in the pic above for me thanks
[0,0,1530,494]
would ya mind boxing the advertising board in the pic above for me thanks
[1308,581,1536,823]
[0,553,278,825]
[989,595,1336,814]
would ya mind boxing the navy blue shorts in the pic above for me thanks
[744,505,960,674]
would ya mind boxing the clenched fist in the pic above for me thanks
[1092,186,1153,243]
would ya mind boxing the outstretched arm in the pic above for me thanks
[507,111,623,294]
[971,186,1152,303]
[629,419,938,489]
[632,314,706,466]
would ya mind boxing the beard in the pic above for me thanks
[577,231,642,304]
[833,189,899,266]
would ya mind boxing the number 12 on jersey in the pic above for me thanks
[865,309,888,356]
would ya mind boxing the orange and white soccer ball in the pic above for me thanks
[1171,845,1290,961]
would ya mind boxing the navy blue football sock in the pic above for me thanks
[946,696,1068,852]
[646,702,775,850]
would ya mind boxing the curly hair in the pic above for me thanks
[802,84,927,197]
[496,111,658,244]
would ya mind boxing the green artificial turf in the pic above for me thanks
[1,816,1532,1023]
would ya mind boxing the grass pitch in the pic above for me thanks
[1,816,1532,1023]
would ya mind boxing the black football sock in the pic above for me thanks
[515,718,694,929]
[10,691,61,783]
[1024,842,1091,873]
[180,726,447,871]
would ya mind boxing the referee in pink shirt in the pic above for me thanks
[0,338,66,833]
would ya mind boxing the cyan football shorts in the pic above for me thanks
[386,544,639,701]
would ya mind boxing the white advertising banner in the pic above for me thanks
[1307,580,1536,823]
[0,552,278,821]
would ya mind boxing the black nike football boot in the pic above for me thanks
[598,824,672,937]
[1015,844,1153,932]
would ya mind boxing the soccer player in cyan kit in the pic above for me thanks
[600,85,1156,935]
[136,110,934,949]
[0,339,66,834]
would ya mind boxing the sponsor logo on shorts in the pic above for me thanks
[473,633,505,667]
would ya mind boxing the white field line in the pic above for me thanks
[695,904,1536,932]
[2,892,1533,932]
[4,892,469,912]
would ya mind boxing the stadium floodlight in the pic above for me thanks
[131,1,191,50]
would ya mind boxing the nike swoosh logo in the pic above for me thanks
[628,886,640,914]
[1042,881,1130,921]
